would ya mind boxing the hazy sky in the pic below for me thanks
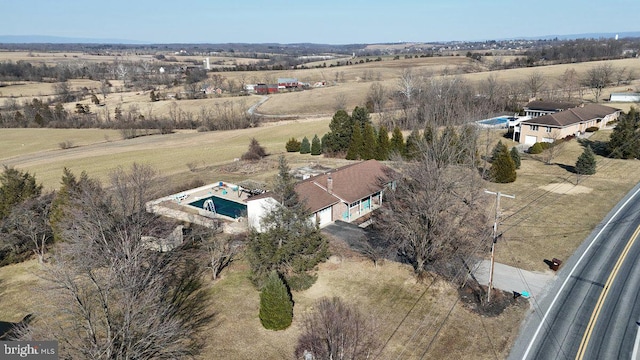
[1,0,638,43]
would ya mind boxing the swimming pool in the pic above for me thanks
[476,116,516,127]
[188,195,247,219]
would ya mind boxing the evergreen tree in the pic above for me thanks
[324,110,354,153]
[351,106,372,131]
[576,145,597,175]
[423,123,434,144]
[405,129,422,160]
[300,137,311,154]
[490,145,517,183]
[247,156,329,289]
[259,271,293,330]
[0,165,42,220]
[361,122,377,160]
[491,140,505,162]
[609,107,640,159]
[285,137,301,152]
[346,124,363,160]
[510,147,521,169]
[375,125,390,161]
[311,135,322,155]
[390,126,405,157]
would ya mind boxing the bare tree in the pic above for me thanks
[295,297,379,360]
[21,164,213,359]
[366,82,387,114]
[333,93,347,112]
[526,71,546,99]
[582,63,614,102]
[373,131,490,280]
[558,68,579,101]
[541,130,566,165]
[6,197,52,264]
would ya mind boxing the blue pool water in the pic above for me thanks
[477,116,515,126]
[189,195,247,219]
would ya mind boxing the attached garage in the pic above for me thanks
[524,135,537,145]
[316,207,333,228]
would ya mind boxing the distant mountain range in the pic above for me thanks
[0,32,639,45]
[0,35,147,44]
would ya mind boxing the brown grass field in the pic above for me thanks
[2,53,640,359]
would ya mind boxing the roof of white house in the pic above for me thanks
[521,104,620,127]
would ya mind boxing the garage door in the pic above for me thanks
[524,135,537,145]
[317,207,333,227]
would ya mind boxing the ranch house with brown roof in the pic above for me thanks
[515,103,620,145]
[247,160,396,232]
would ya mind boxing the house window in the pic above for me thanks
[545,126,552,133]
[530,125,539,131]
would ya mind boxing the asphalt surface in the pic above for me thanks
[509,182,640,360]
[472,260,555,299]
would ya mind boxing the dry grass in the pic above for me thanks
[487,130,640,272]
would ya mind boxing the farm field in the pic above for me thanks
[2,51,640,359]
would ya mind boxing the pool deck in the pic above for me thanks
[145,181,254,232]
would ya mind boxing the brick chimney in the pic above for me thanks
[327,175,333,194]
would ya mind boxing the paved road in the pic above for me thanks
[509,182,640,360]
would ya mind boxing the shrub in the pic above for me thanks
[585,126,599,133]
[58,140,74,149]
[576,145,597,175]
[528,142,544,154]
[241,138,267,161]
[259,271,293,330]
[490,145,517,183]
[285,137,301,152]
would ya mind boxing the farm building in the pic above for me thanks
[609,92,640,102]
[514,103,620,145]
[247,160,396,232]
[277,77,299,88]
[255,83,279,94]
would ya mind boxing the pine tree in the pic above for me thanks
[405,129,422,160]
[609,107,640,159]
[575,145,597,175]
[361,122,377,160]
[311,135,322,155]
[324,110,354,153]
[247,156,329,288]
[351,106,371,131]
[390,126,405,157]
[259,271,293,330]
[346,124,363,160]
[300,136,311,154]
[375,125,390,161]
[491,140,505,162]
[510,147,521,169]
[423,123,434,143]
[490,144,517,183]
[0,165,42,220]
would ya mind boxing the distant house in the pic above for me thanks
[523,100,577,118]
[515,103,620,145]
[247,160,396,231]
[277,77,299,89]
[609,92,640,102]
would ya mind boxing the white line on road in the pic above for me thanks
[632,323,640,360]
[522,185,640,360]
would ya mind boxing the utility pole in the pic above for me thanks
[484,190,515,303]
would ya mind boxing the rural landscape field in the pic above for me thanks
[2,10,640,359]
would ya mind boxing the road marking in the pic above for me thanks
[521,185,640,360]
[574,225,640,360]
[632,324,640,360]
